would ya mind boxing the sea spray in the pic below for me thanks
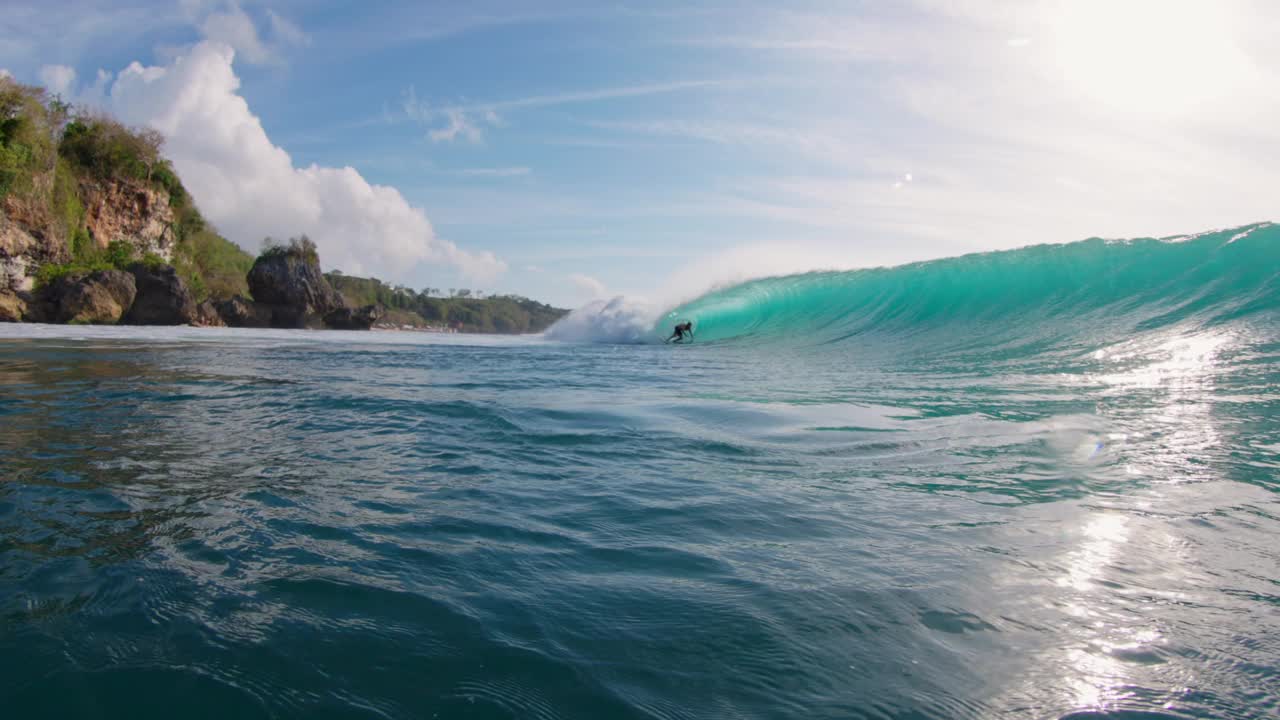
[544,296,663,344]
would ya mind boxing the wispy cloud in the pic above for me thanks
[316,4,728,55]
[196,1,308,66]
[485,80,719,111]
[677,9,940,64]
[402,80,720,144]
[322,8,568,54]
[428,108,484,144]
[0,2,189,71]
[266,9,309,48]
[583,118,872,166]
[458,167,532,177]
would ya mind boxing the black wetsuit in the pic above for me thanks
[668,322,693,343]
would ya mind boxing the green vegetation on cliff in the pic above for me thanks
[1,77,252,301]
[326,272,567,333]
[170,209,253,301]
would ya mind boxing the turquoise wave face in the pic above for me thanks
[660,223,1278,351]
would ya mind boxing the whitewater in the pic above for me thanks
[1,223,1277,719]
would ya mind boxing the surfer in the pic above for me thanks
[666,321,694,344]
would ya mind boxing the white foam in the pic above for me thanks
[0,323,538,347]
[544,296,661,344]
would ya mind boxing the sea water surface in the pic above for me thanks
[1,225,1278,719]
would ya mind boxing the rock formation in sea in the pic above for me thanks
[47,269,137,324]
[323,304,385,330]
[227,239,382,330]
[124,263,199,325]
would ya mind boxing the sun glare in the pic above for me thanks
[1046,0,1252,115]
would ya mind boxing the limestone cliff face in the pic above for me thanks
[1,195,52,292]
[0,225,38,292]
[0,178,175,293]
[80,179,176,260]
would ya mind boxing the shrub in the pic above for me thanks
[104,240,135,267]
[259,234,319,265]
[69,228,94,262]
[0,78,56,201]
[150,161,187,207]
[59,113,163,184]
[173,228,252,301]
[34,260,114,288]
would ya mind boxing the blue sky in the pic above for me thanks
[2,1,1277,308]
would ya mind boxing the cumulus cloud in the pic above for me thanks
[38,65,76,97]
[0,69,13,81]
[77,69,115,108]
[103,41,504,282]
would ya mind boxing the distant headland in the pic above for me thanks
[0,76,566,333]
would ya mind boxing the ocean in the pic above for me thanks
[1,224,1277,719]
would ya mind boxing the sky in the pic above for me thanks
[1,0,1277,308]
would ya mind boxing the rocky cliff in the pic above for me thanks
[1,194,57,292]
[81,180,177,262]
[1,76,253,305]
[0,78,420,333]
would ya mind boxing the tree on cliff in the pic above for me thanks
[60,112,165,184]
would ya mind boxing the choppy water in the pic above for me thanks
[2,225,1278,719]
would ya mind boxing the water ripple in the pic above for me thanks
[1,324,1277,719]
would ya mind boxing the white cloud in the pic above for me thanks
[402,80,717,144]
[104,41,504,282]
[402,88,493,144]
[196,2,307,66]
[428,108,483,143]
[0,69,12,81]
[570,272,609,300]
[38,65,76,97]
[200,4,270,64]
[77,69,115,108]
[266,10,309,48]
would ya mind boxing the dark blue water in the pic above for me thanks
[2,229,1278,719]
